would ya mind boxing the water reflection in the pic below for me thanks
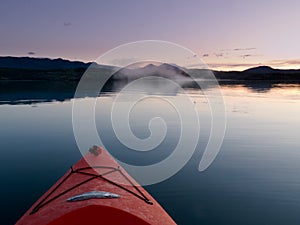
[1,80,300,105]
[1,80,300,225]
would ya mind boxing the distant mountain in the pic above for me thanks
[0,56,90,70]
[243,66,300,74]
[0,56,299,82]
[243,66,275,74]
[214,66,300,81]
[112,63,189,80]
[0,56,115,81]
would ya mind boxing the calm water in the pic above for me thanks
[1,81,300,225]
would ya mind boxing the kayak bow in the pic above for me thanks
[16,146,176,225]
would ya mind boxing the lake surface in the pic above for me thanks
[1,81,300,225]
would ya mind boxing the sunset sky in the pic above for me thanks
[1,0,299,71]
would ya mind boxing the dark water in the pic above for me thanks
[1,81,300,225]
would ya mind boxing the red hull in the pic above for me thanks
[16,146,176,225]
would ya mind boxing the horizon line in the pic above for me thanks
[1,55,300,72]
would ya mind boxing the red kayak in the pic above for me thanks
[16,146,176,225]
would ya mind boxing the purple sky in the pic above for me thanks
[1,0,299,70]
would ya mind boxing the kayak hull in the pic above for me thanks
[16,146,176,225]
[47,205,151,225]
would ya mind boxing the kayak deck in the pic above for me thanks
[16,146,176,225]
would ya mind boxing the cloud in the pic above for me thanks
[234,47,256,51]
[284,59,300,65]
[208,62,261,69]
[240,54,263,59]
[241,54,252,59]
[186,62,261,70]
[220,47,256,52]
[64,22,72,26]
[27,51,35,55]
[220,49,231,52]
[215,53,224,57]
[185,63,210,69]
[267,59,300,67]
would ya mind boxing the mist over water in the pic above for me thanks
[1,81,300,225]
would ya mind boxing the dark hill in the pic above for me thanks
[0,56,299,82]
[0,56,90,70]
[243,66,275,74]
